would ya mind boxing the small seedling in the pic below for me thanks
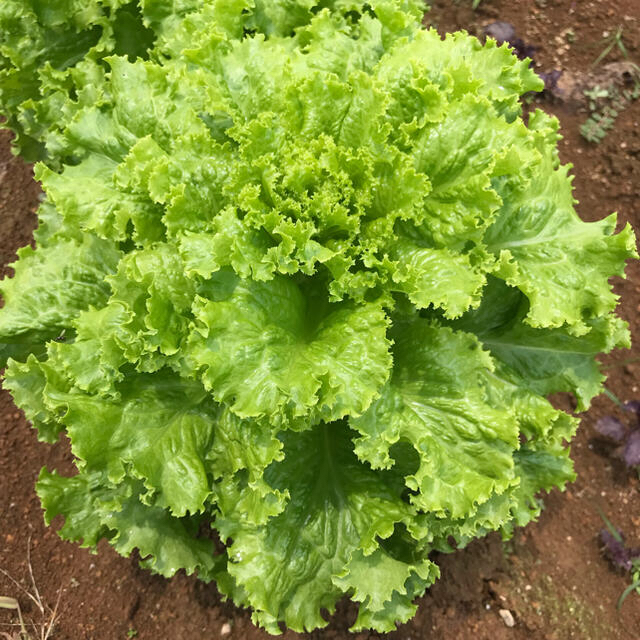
[584,86,610,109]
[580,73,640,143]
[593,26,630,67]
[126,629,138,639]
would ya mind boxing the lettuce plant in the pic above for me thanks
[0,0,636,633]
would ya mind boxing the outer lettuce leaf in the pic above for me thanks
[3,355,66,443]
[351,318,519,518]
[453,277,632,410]
[37,469,218,578]
[215,422,435,634]
[426,433,577,551]
[37,155,166,244]
[0,234,120,367]
[333,547,439,632]
[6,355,218,517]
[486,157,638,334]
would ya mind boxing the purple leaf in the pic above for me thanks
[600,529,634,572]
[623,401,640,423]
[511,38,537,62]
[483,22,536,61]
[484,22,516,44]
[623,430,640,468]
[594,416,627,443]
[539,69,563,94]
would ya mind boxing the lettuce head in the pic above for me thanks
[0,0,636,633]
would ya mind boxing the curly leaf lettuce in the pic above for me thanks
[0,0,637,634]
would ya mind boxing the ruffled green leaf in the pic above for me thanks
[486,157,638,334]
[216,422,425,633]
[106,244,196,360]
[25,362,218,516]
[0,234,121,351]
[351,319,519,518]
[333,547,438,632]
[38,155,166,243]
[185,271,392,427]
[38,469,218,578]
[388,238,486,317]
[427,435,576,550]
[207,409,287,527]
[3,355,65,442]
[454,277,631,410]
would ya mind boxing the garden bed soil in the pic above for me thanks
[2,0,640,638]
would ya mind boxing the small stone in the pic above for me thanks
[499,609,515,628]
[221,622,232,636]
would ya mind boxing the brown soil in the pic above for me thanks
[1,1,640,638]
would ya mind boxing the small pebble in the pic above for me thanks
[221,622,232,636]
[499,609,515,628]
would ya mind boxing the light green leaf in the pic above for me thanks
[333,547,438,632]
[105,490,218,578]
[37,155,165,243]
[351,318,519,518]
[207,409,287,527]
[37,468,120,548]
[427,436,576,550]
[0,234,120,344]
[38,469,218,578]
[106,244,196,359]
[186,270,392,427]
[486,158,638,333]
[409,94,532,249]
[3,354,65,443]
[454,277,631,410]
[376,29,543,121]
[178,211,278,283]
[41,368,218,516]
[388,237,486,317]
[216,422,421,633]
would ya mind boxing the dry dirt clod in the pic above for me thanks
[220,622,232,636]
[499,608,516,627]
